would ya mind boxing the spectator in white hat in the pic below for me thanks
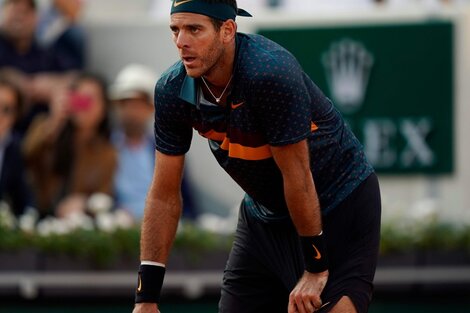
[110,64,198,221]
[110,64,158,221]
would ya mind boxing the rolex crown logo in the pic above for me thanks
[322,39,374,114]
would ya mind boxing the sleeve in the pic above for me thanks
[153,81,193,155]
[251,57,314,147]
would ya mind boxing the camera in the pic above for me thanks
[69,92,92,112]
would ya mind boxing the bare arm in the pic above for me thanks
[271,139,328,313]
[0,68,77,104]
[270,139,321,236]
[140,151,185,263]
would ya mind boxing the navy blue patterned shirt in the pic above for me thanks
[154,33,373,219]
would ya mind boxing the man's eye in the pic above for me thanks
[190,27,199,34]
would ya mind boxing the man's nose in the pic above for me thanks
[175,31,189,49]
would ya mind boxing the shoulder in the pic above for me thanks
[237,33,303,85]
[4,134,19,152]
[155,61,186,98]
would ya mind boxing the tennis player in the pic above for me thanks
[133,1,381,312]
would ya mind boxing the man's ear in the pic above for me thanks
[222,19,237,43]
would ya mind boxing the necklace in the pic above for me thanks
[201,75,233,103]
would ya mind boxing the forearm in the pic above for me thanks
[283,172,322,236]
[134,152,184,308]
[140,189,183,263]
[30,72,77,103]
[23,116,54,160]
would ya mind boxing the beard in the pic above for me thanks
[184,36,225,78]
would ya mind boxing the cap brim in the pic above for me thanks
[237,8,252,17]
[110,89,142,101]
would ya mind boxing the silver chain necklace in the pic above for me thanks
[200,75,233,103]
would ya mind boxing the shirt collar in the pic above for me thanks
[178,74,197,105]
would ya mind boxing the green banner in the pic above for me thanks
[259,22,453,174]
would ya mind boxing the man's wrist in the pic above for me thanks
[141,260,166,268]
[135,263,166,304]
[299,231,329,273]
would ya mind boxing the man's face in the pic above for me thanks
[1,0,37,41]
[170,13,225,78]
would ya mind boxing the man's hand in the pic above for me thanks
[132,303,160,313]
[288,270,329,313]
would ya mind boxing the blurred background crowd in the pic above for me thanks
[1,0,469,227]
[0,0,202,226]
[0,0,469,233]
[1,0,469,239]
[1,0,470,312]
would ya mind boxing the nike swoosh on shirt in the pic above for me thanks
[174,0,193,7]
[312,244,321,260]
[231,102,245,109]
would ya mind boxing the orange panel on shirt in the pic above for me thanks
[200,130,226,141]
[220,137,272,161]
[311,122,318,132]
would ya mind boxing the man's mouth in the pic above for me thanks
[182,56,196,65]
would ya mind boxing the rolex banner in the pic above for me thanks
[259,22,453,174]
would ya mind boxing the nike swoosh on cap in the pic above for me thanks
[174,0,193,7]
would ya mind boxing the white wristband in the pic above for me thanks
[141,260,166,268]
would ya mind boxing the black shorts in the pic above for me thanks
[219,173,381,313]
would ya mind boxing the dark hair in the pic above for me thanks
[2,0,37,10]
[0,77,25,126]
[210,18,224,31]
[53,72,112,177]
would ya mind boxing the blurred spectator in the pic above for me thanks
[110,64,198,221]
[109,64,156,221]
[0,77,32,216]
[36,0,86,70]
[0,0,82,135]
[280,0,375,12]
[23,73,117,218]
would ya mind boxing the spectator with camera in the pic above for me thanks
[23,73,116,218]
[0,0,83,135]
